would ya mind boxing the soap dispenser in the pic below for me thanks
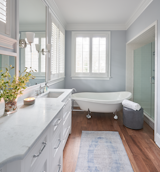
[44,82,49,92]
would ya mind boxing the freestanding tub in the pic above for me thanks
[72,91,132,119]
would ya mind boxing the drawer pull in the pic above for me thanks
[33,142,47,158]
[54,119,62,131]
[54,139,61,149]
[63,99,71,108]
[57,164,61,172]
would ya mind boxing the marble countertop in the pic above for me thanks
[0,89,72,167]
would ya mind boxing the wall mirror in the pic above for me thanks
[0,55,16,79]
[19,0,46,87]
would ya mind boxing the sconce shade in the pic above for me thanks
[35,44,40,52]
[26,32,35,44]
[47,44,51,51]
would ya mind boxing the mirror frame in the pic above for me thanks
[18,0,49,87]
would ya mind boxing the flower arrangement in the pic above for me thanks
[0,66,35,113]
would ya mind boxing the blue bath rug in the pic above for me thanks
[75,131,133,172]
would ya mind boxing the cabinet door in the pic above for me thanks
[33,159,48,172]
[51,153,63,172]
[23,129,49,172]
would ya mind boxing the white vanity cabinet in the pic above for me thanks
[0,90,73,172]
[62,93,72,149]
[23,109,64,172]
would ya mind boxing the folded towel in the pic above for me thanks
[122,99,141,111]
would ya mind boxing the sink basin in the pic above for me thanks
[40,91,64,98]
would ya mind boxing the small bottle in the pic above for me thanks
[45,82,49,92]
[44,86,47,93]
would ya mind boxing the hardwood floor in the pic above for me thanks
[63,110,160,172]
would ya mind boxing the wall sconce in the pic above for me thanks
[19,32,35,49]
[35,44,51,55]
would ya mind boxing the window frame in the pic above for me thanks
[72,31,111,80]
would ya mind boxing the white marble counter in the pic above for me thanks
[0,89,72,167]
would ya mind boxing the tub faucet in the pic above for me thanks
[72,88,77,94]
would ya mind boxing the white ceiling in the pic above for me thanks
[54,0,153,30]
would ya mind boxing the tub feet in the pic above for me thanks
[86,109,91,119]
[113,110,118,120]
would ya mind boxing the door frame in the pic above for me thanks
[126,21,159,147]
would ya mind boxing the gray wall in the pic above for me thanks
[50,80,65,89]
[65,30,126,92]
[126,0,160,133]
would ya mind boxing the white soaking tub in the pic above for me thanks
[72,91,132,119]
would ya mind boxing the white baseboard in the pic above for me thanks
[155,133,160,148]
[144,113,154,130]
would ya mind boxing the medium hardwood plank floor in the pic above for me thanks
[63,110,160,172]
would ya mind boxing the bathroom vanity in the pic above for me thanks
[0,89,72,172]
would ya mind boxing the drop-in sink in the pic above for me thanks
[39,91,64,98]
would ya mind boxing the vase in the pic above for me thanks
[4,99,17,115]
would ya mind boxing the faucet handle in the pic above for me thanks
[45,82,49,88]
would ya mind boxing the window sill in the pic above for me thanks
[71,76,111,80]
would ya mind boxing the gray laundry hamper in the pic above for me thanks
[123,107,144,130]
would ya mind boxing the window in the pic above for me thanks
[72,32,110,79]
[0,0,7,23]
[51,22,65,80]
[20,32,45,78]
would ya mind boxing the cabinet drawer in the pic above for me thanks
[63,112,71,129]
[63,126,70,149]
[62,94,71,104]
[33,159,48,172]
[63,99,71,119]
[23,130,49,172]
[51,125,63,159]
[50,109,63,138]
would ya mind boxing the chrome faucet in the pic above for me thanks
[72,88,77,94]
[35,83,49,96]
[45,82,49,87]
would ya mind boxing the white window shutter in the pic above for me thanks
[0,0,7,23]
[75,37,90,73]
[51,22,65,79]
[59,31,64,75]
[92,37,106,73]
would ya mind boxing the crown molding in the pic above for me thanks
[125,0,153,29]
[66,23,126,31]
[52,0,153,31]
